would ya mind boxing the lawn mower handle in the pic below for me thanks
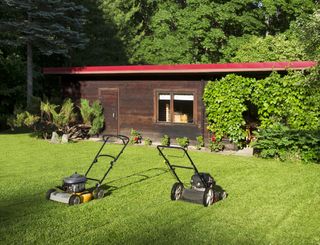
[157,145,202,184]
[85,134,129,185]
[102,134,129,145]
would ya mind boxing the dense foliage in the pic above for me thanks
[100,0,316,64]
[252,124,320,163]
[0,51,25,129]
[0,0,88,106]
[8,99,104,139]
[203,70,320,162]
[252,71,320,130]
[223,33,307,63]
[296,9,320,60]
[203,74,254,144]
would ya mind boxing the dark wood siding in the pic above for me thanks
[65,79,205,141]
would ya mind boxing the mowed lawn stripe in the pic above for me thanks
[0,133,319,244]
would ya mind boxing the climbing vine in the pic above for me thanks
[251,71,320,130]
[203,70,320,148]
[203,74,254,145]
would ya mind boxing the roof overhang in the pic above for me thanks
[43,61,317,75]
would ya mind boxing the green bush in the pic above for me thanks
[203,70,320,151]
[252,124,320,163]
[203,74,254,146]
[79,99,92,125]
[209,141,224,152]
[88,101,104,135]
[7,111,40,129]
[144,137,152,146]
[160,135,170,146]
[8,99,104,139]
[176,137,189,148]
[196,136,204,150]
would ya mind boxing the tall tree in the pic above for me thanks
[0,0,88,106]
[100,0,316,64]
[295,9,320,61]
[69,0,128,66]
[99,0,158,63]
[221,33,307,62]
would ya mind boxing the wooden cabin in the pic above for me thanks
[43,61,315,142]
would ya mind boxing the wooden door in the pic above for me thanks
[99,89,119,134]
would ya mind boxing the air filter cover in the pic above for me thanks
[63,173,87,184]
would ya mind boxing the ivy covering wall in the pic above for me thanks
[203,69,320,162]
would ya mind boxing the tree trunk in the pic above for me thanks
[27,41,33,107]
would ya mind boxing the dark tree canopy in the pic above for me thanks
[0,0,88,106]
[99,0,317,64]
[0,0,88,55]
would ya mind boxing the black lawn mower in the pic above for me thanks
[157,145,227,207]
[46,135,129,205]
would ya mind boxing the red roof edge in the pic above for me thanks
[43,61,317,75]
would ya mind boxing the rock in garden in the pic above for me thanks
[51,132,60,144]
[61,134,69,144]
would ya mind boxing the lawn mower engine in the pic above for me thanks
[190,172,215,189]
[62,173,87,193]
[47,173,88,205]
[178,172,221,206]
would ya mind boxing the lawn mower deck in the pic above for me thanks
[46,135,129,205]
[157,145,227,207]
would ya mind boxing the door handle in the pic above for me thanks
[112,113,115,118]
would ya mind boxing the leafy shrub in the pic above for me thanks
[130,129,142,144]
[88,101,104,135]
[23,112,40,128]
[176,137,189,148]
[50,99,77,133]
[251,71,320,130]
[8,99,104,139]
[144,137,152,146]
[78,99,104,135]
[161,135,170,146]
[7,111,40,129]
[196,136,204,150]
[79,99,92,125]
[252,124,320,163]
[209,141,224,152]
[203,74,254,146]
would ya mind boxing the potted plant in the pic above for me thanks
[130,129,142,144]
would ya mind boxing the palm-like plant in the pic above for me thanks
[40,101,57,122]
[79,99,93,125]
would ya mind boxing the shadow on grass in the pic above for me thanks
[0,128,32,135]
[0,167,167,225]
[100,167,169,197]
[0,189,56,226]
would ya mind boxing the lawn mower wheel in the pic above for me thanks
[203,188,214,207]
[69,195,81,205]
[171,182,184,201]
[93,188,105,199]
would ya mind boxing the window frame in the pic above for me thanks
[154,89,197,125]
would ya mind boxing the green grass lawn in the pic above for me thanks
[0,133,319,245]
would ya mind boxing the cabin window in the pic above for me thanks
[157,92,194,124]
[158,93,171,122]
[173,94,194,123]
